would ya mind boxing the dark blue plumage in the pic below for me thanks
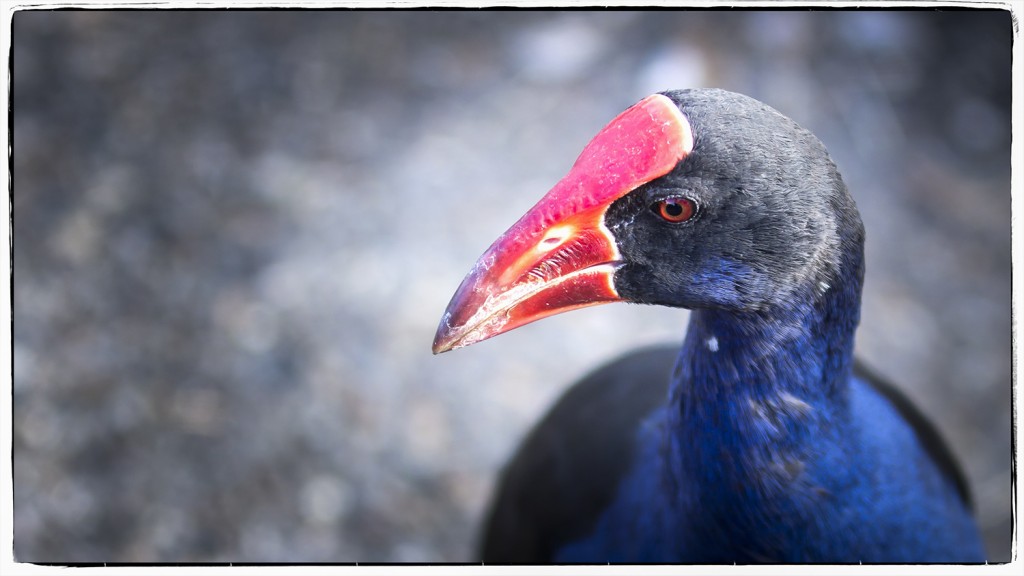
[553,305,983,562]
[435,89,985,563]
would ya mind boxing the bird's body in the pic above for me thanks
[434,89,985,563]
[483,346,981,563]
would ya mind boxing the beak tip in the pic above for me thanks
[432,311,457,354]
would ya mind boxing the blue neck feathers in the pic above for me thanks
[664,250,864,559]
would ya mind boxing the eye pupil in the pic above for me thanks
[654,197,695,223]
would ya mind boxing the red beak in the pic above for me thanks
[432,94,693,353]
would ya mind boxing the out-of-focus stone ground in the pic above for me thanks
[11,9,1012,563]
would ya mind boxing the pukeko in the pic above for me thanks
[432,89,984,563]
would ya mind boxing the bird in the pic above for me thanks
[432,88,985,563]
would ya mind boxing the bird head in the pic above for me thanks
[433,89,861,354]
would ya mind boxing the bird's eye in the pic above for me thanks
[653,197,696,223]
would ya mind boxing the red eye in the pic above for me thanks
[654,197,696,223]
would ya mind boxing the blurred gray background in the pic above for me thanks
[12,9,1012,563]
